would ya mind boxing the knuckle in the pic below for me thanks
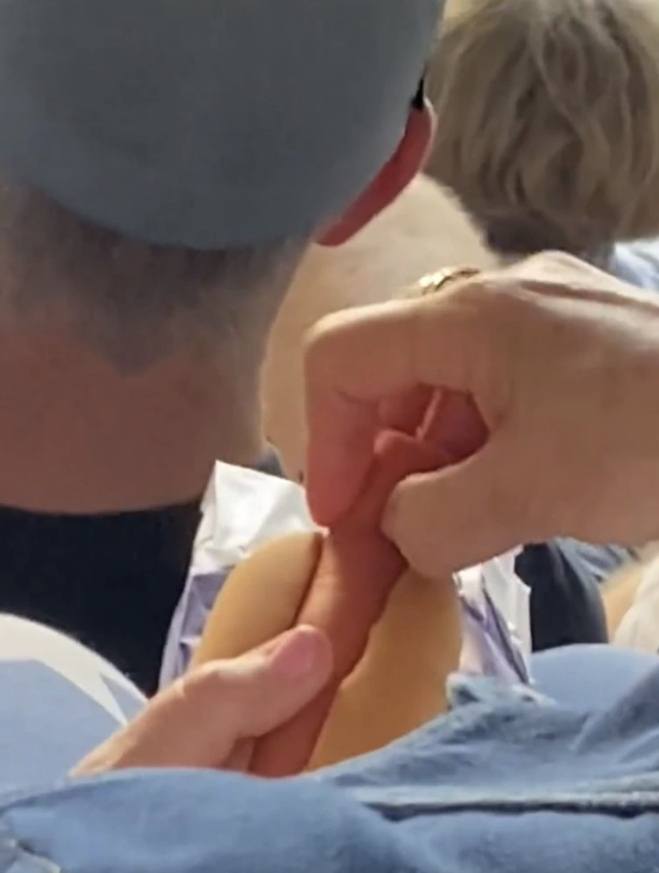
[303,309,362,382]
[303,313,340,366]
[428,278,491,341]
[514,250,594,289]
[480,280,541,332]
[454,273,516,313]
[518,249,579,274]
[387,478,445,577]
[184,661,248,725]
[442,274,489,311]
[185,661,231,701]
[305,310,343,348]
[521,249,568,269]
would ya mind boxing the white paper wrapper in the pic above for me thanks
[160,462,531,688]
[457,555,530,684]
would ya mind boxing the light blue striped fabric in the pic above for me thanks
[1,636,659,873]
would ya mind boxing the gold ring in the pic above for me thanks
[403,266,481,299]
[417,266,481,296]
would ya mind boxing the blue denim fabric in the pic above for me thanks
[0,661,144,789]
[1,646,659,873]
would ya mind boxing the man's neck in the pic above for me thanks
[0,325,266,513]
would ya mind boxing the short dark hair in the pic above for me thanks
[0,180,308,370]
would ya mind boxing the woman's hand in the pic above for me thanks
[305,251,659,577]
[73,626,332,775]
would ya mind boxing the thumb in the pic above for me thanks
[382,439,528,577]
[226,625,334,739]
[73,626,333,774]
[183,625,334,766]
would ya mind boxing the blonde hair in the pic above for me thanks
[427,0,659,255]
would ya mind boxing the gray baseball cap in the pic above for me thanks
[0,0,442,249]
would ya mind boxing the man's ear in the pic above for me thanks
[319,101,435,247]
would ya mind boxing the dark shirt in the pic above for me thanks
[0,449,284,695]
[0,444,629,693]
[516,539,633,650]
[0,500,200,694]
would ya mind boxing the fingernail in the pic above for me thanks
[270,626,328,680]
